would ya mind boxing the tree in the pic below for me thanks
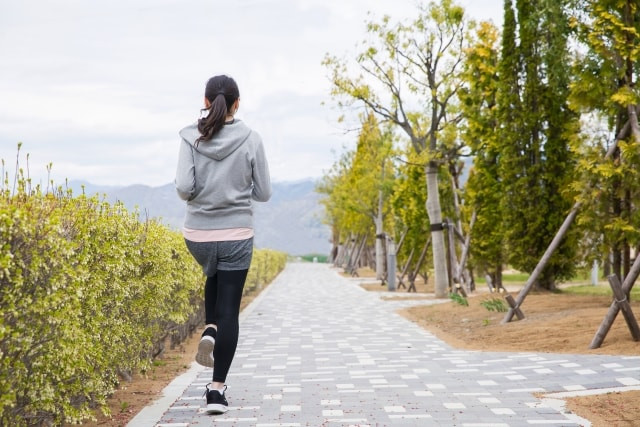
[317,114,395,277]
[496,0,578,290]
[317,150,367,267]
[324,0,474,297]
[391,149,431,282]
[349,114,396,279]
[569,0,640,280]
[459,20,504,286]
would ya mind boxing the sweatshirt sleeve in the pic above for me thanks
[175,139,196,201]
[251,137,272,202]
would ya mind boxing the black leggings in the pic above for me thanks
[205,269,248,383]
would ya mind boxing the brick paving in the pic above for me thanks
[148,262,640,426]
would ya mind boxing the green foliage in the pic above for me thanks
[299,254,329,263]
[568,0,640,277]
[559,284,640,298]
[480,298,508,313]
[459,19,504,277]
[245,249,287,293]
[475,272,529,283]
[0,167,286,425]
[494,0,578,289]
[390,147,430,260]
[449,292,469,306]
[317,114,396,248]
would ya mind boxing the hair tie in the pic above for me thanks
[216,91,226,97]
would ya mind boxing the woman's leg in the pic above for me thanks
[211,269,248,385]
[205,274,218,326]
[196,274,218,368]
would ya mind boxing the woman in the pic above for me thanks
[175,75,271,414]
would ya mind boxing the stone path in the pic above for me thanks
[145,263,640,426]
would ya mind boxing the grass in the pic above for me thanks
[480,297,509,312]
[449,293,469,306]
[560,284,640,298]
[296,254,329,263]
[475,273,529,284]
[474,270,640,298]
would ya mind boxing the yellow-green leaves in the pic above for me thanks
[0,184,285,425]
[610,85,639,107]
[317,114,396,244]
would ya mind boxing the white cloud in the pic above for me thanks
[0,0,502,186]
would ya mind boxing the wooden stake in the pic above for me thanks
[502,119,632,324]
[501,206,580,323]
[607,275,640,340]
[397,247,415,290]
[456,210,476,293]
[408,238,430,293]
[590,254,640,348]
[504,294,524,320]
[350,236,368,277]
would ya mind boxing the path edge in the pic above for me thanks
[126,272,279,427]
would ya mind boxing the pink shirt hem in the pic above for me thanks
[182,227,254,242]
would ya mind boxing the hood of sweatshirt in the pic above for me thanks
[179,119,252,161]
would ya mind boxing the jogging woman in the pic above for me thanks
[175,74,271,414]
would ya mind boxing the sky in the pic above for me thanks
[0,0,502,187]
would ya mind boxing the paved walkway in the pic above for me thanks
[139,263,639,426]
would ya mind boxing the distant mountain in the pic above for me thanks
[68,179,331,256]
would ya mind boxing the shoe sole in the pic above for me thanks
[195,336,215,368]
[206,403,228,414]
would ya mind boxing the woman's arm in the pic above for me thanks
[251,138,272,202]
[175,139,196,201]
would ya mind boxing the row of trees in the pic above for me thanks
[320,0,640,295]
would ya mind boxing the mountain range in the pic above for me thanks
[68,179,331,256]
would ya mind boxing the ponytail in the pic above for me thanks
[196,75,240,145]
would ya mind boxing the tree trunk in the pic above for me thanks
[425,161,449,298]
[375,189,385,281]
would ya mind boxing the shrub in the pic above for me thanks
[0,179,286,425]
[449,292,469,306]
[480,297,508,313]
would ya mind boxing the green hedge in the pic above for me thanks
[0,184,286,425]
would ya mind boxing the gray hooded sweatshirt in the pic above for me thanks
[175,119,272,230]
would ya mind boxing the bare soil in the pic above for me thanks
[565,391,640,427]
[400,292,639,356]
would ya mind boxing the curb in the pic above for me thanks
[126,279,277,427]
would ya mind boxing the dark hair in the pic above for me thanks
[196,75,240,144]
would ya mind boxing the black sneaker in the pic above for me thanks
[204,384,228,414]
[196,327,216,368]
